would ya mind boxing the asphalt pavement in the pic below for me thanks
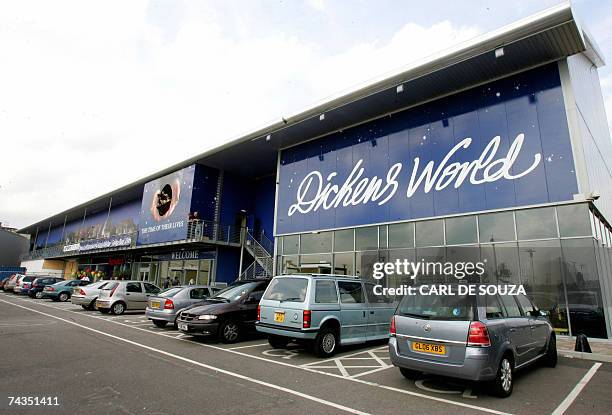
[1,292,611,415]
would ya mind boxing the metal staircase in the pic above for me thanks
[239,230,274,279]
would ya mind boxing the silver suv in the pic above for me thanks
[96,281,161,315]
[389,289,557,397]
[257,274,396,357]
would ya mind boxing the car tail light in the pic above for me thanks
[467,321,491,347]
[79,289,86,296]
[47,287,55,292]
[109,285,118,297]
[257,305,260,321]
[303,310,311,329]
[164,299,174,309]
[390,315,396,336]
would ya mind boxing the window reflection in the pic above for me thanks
[445,216,477,245]
[557,204,591,238]
[478,211,515,243]
[334,229,354,252]
[300,232,332,254]
[333,252,354,275]
[480,243,520,285]
[388,222,414,248]
[515,207,557,240]
[282,235,299,255]
[355,227,378,250]
[415,219,444,247]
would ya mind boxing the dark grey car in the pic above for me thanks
[389,290,557,397]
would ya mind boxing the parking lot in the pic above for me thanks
[1,292,611,415]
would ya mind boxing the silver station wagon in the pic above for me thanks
[256,274,396,357]
[389,289,557,397]
[96,281,161,315]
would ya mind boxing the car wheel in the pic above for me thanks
[268,335,289,349]
[58,292,69,302]
[491,355,513,398]
[88,300,97,311]
[219,320,240,343]
[543,334,557,368]
[99,309,110,314]
[313,327,338,358]
[399,367,422,380]
[81,305,88,310]
[35,292,43,299]
[153,320,168,328]
[111,302,126,315]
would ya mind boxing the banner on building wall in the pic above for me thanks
[275,64,579,235]
[137,165,196,245]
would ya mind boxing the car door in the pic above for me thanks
[499,294,533,366]
[125,282,145,309]
[364,283,395,340]
[517,294,548,355]
[337,281,367,344]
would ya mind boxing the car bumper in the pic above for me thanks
[146,308,177,322]
[176,320,220,336]
[388,337,496,382]
[96,299,112,310]
[71,295,94,306]
[255,322,318,340]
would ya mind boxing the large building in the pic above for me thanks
[19,4,612,339]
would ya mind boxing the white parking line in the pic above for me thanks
[0,299,369,415]
[0,297,513,415]
[228,342,270,350]
[551,362,602,415]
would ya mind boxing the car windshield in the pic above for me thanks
[211,282,258,302]
[263,278,308,302]
[88,281,107,289]
[159,287,184,298]
[398,292,476,321]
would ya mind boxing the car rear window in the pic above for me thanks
[159,287,183,297]
[263,278,308,302]
[398,293,476,321]
[102,282,119,291]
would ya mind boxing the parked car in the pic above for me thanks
[176,278,271,343]
[4,274,23,293]
[389,288,557,398]
[96,281,162,315]
[28,277,64,299]
[71,280,111,310]
[256,275,396,357]
[0,275,13,290]
[146,285,222,328]
[13,275,38,295]
[42,279,91,302]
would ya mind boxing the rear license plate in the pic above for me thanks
[412,342,446,355]
[274,312,285,323]
[178,323,189,331]
[150,300,161,309]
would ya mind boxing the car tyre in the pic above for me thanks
[268,335,289,349]
[399,367,422,380]
[87,299,97,311]
[81,305,89,310]
[111,302,126,315]
[313,327,338,358]
[153,320,168,328]
[543,334,557,368]
[35,292,43,299]
[58,292,69,302]
[219,320,240,343]
[491,355,513,398]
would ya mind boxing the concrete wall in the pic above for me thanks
[0,229,29,266]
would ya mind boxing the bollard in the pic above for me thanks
[574,333,592,353]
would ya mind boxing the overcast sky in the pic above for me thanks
[1,0,611,229]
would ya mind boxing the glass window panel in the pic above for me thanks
[415,219,444,247]
[355,250,379,280]
[338,281,364,303]
[299,254,332,274]
[445,216,477,245]
[386,249,416,289]
[415,247,445,283]
[315,280,338,303]
[282,235,299,255]
[280,256,299,275]
[300,232,332,254]
[333,252,354,276]
[333,229,354,252]
[198,260,211,285]
[499,295,522,317]
[485,295,505,319]
[557,204,591,238]
[379,226,388,249]
[561,238,607,338]
[480,243,520,285]
[355,226,378,250]
[446,245,480,282]
[478,211,515,243]
[518,240,569,336]
[388,222,414,249]
[516,207,558,240]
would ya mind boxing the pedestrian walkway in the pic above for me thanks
[557,336,612,362]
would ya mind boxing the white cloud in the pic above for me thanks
[307,0,326,12]
[1,2,481,228]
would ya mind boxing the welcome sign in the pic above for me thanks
[276,64,578,235]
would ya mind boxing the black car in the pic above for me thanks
[29,277,65,299]
[176,278,270,343]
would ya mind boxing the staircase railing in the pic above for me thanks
[240,229,274,280]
